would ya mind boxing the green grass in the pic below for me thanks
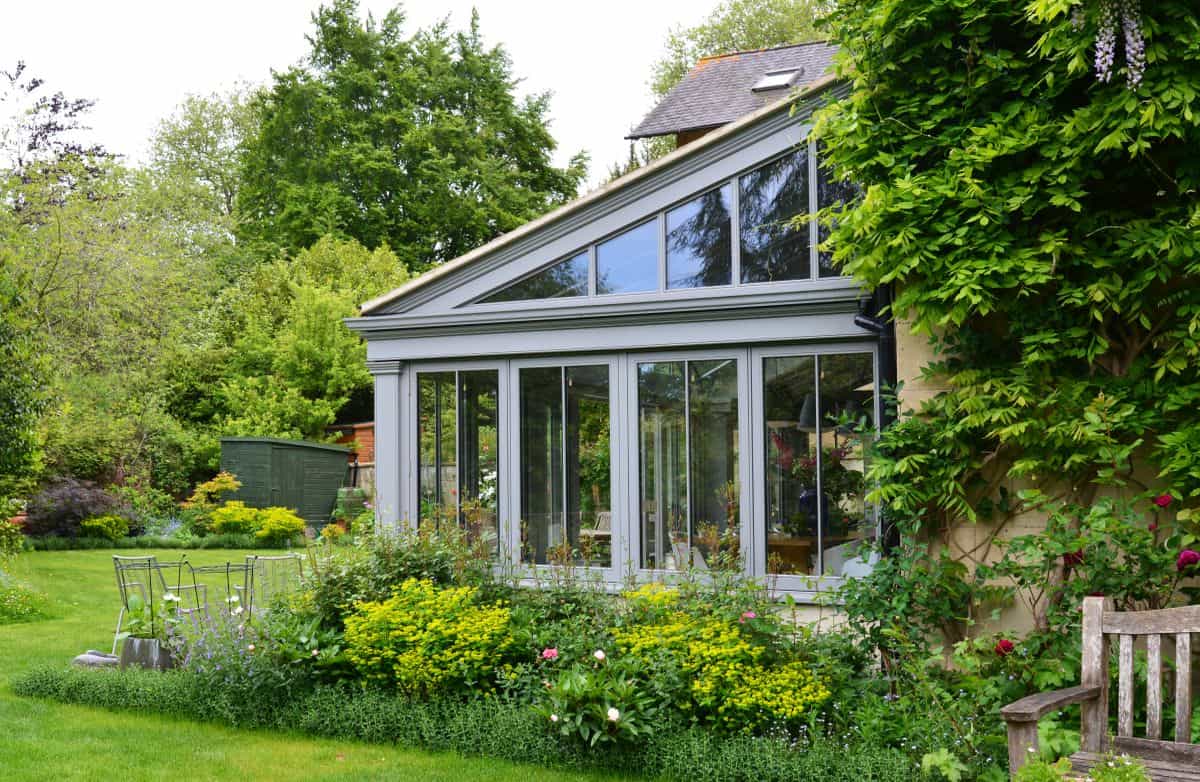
[0,549,620,781]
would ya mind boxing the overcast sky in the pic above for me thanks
[2,1,724,188]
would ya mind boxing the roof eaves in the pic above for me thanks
[359,72,842,316]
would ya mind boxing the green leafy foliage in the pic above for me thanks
[343,578,515,696]
[236,0,586,266]
[79,514,130,541]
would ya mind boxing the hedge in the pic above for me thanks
[26,534,303,551]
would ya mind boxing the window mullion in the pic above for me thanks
[813,355,823,576]
[683,361,692,563]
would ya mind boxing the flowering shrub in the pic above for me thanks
[535,650,660,747]
[0,519,23,560]
[343,578,514,696]
[613,594,829,734]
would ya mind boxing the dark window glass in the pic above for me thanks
[666,184,732,289]
[482,252,588,303]
[816,146,862,278]
[596,220,658,295]
[519,365,611,567]
[762,352,876,578]
[638,359,739,570]
[417,370,500,554]
[739,149,810,283]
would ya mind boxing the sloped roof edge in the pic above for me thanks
[359,72,841,316]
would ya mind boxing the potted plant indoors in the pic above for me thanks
[117,592,181,670]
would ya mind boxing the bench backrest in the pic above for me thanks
[1082,596,1199,763]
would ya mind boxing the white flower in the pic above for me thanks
[550,714,559,723]
[593,649,606,662]
[607,707,620,722]
[311,648,320,657]
[225,596,239,604]
[247,644,256,652]
[162,592,181,603]
[231,607,244,616]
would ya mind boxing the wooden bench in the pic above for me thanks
[1001,597,1198,780]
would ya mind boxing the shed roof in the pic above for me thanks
[627,41,839,140]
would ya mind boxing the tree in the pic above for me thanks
[0,273,47,497]
[237,1,587,268]
[817,1,1200,630]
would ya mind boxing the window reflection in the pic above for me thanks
[638,359,739,570]
[739,149,810,283]
[520,365,611,566]
[482,252,589,303]
[816,146,861,278]
[417,370,499,553]
[666,184,732,289]
[597,220,659,295]
[763,353,875,577]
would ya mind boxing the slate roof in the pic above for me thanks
[627,41,839,140]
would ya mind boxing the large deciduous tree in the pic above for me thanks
[237,0,587,268]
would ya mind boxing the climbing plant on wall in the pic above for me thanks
[815,0,1200,637]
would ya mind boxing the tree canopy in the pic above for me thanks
[237,0,587,268]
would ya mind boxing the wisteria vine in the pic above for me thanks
[1087,0,1145,89]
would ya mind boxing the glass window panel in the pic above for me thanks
[638,362,687,569]
[566,365,611,567]
[817,353,876,576]
[596,220,659,295]
[417,372,456,530]
[816,145,862,278]
[688,360,740,568]
[520,367,563,565]
[458,371,500,554]
[520,365,611,567]
[482,252,589,303]
[638,359,740,570]
[666,184,732,289]
[763,356,818,575]
[417,370,499,555]
[739,148,811,283]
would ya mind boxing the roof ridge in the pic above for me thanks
[694,39,831,65]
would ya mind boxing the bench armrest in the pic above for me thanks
[1001,684,1101,724]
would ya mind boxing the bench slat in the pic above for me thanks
[1119,634,1135,737]
[1103,605,1200,635]
[1177,632,1192,744]
[1148,633,1162,739]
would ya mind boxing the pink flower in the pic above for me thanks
[540,647,559,661]
[994,638,1015,657]
[739,611,757,624]
[1177,549,1200,573]
[1148,522,1158,532]
[1154,494,1173,508]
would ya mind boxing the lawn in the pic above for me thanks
[0,548,620,781]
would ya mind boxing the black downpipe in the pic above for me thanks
[853,285,899,553]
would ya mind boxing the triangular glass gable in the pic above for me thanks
[481,251,589,303]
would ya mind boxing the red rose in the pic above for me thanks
[995,638,1015,657]
[1154,494,1173,508]
[1177,549,1200,573]
[1063,550,1084,568]
[1148,522,1158,532]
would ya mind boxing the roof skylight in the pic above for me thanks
[751,68,801,92]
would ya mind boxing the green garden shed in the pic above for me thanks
[219,437,350,528]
